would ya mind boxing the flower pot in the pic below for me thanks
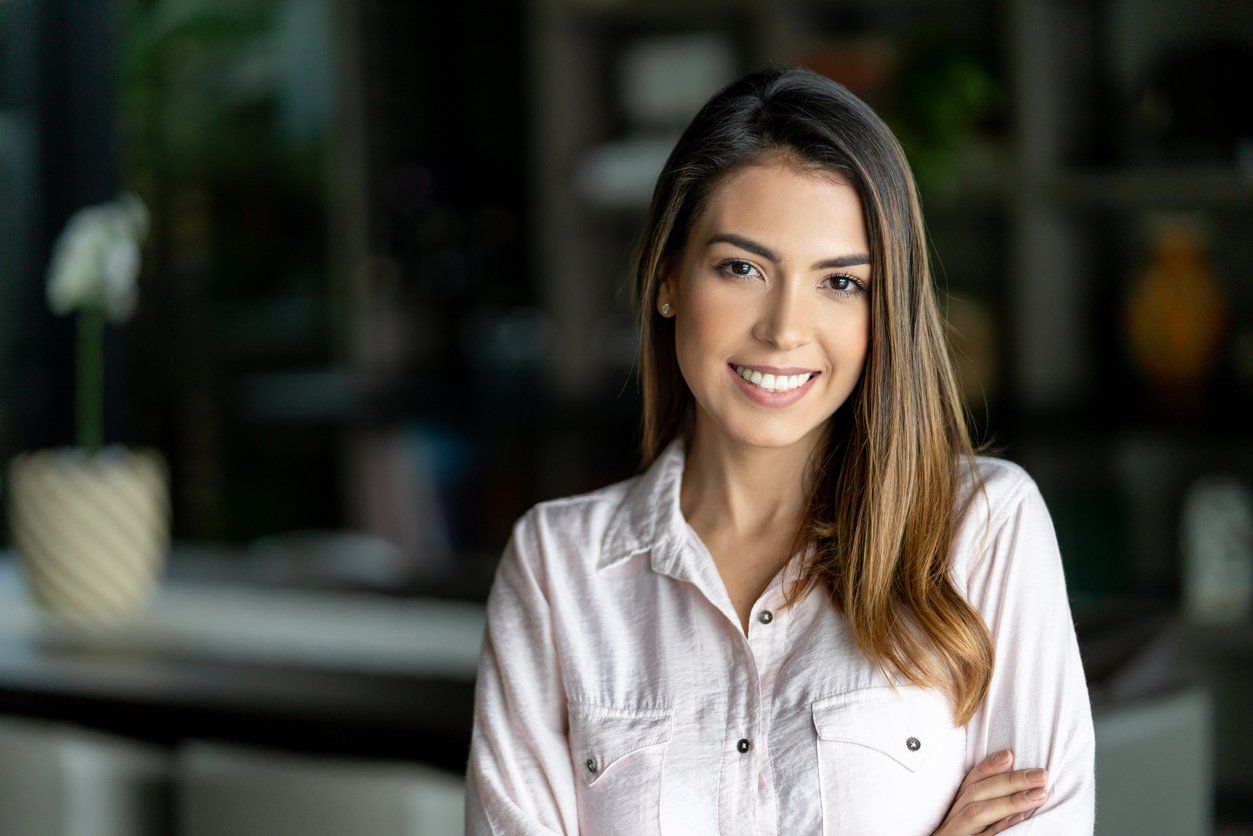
[6,446,170,623]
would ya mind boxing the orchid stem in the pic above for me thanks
[77,307,105,455]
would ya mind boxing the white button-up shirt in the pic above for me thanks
[464,436,1096,834]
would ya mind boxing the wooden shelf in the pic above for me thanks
[1039,166,1253,209]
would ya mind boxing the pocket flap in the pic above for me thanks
[811,685,956,772]
[567,703,673,787]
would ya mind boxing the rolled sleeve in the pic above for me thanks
[962,479,1097,834]
[465,508,579,835]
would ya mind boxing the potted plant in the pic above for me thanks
[6,194,171,623]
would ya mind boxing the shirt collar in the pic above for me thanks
[598,435,689,574]
[599,434,814,613]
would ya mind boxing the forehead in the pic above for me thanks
[693,163,866,248]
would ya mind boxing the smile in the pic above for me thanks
[727,363,819,407]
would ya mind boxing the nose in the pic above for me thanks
[752,278,809,351]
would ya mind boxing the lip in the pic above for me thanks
[727,363,819,408]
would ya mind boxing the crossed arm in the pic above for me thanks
[937,480,1097,834]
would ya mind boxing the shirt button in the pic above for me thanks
[906,737,921,751]
[737,738,751,753]
[586,757,598,772]
[757,609,774,624]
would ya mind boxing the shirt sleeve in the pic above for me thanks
[961,478,1096,834]
[464,508,580,835]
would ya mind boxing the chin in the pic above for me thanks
[722,418,818,451]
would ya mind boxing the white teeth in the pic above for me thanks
[734,365,814,392]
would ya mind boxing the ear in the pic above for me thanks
[660,254,677,282]
[657,255,678,296]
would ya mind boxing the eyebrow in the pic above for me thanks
[705,233,870,270]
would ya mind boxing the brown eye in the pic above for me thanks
[824,273,866,297]
[716,259,760,280]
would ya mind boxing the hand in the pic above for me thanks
[931,749,1049,835]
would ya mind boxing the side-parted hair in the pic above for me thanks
[629,65,1001,727]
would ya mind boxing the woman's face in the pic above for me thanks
[659,161,872,452]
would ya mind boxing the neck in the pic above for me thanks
[679,409,829,541]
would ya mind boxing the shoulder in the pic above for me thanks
[955,454,1040,532]
[951,454,1051,575]
[502,472,643,578]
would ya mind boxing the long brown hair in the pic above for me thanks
[629,66,1001,726]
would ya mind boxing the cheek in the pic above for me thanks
[848,319,870,362]
[676,285,746,356]
[822,313,870,373]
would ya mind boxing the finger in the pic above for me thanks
[958,787,1048,832]
[964,767,1048,804]
[937,782,1045,836]
[958,749,1014,794]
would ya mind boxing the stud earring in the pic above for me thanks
[662,302,672,315]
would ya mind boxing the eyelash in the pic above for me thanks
[713,258,867,298]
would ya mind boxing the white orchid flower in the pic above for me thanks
[46,193,150,323]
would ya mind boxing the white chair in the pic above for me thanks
[177,740,465,836]
[1093,683,1213,836]
[0,717,172,835]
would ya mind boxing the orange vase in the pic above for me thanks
[1124,217,1228,418]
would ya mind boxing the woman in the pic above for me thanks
[465,66,1095,835]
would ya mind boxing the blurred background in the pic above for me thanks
[0,0,1250,833]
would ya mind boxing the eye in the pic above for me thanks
[824,273,867,298]
[714,258,761,281]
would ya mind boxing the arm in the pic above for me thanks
[465,508,580,835]
[961,480,1096,834]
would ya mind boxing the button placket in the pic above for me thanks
[744,602,779,832]
[757,592,790,835]
[720,629,765,835]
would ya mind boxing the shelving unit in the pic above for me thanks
[1003,0,1253,612]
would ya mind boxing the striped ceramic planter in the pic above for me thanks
[6,446,170,622]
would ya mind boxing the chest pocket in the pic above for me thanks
[567,703,673,836]
[811,684,966,836]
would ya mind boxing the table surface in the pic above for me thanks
[0,555,485,772]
